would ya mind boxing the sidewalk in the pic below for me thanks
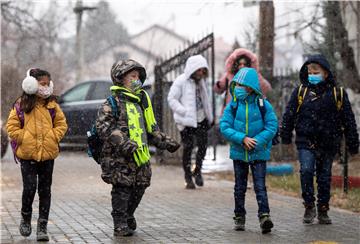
[1,151,359,243]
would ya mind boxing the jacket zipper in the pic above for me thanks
[245,101,249,162]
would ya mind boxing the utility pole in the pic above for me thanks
[73,0,97,82]
[258,0,275,82]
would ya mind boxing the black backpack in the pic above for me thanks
[87,96,119,164]
[231,98,280,145]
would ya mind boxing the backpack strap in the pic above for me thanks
[297,84,308,113]
[333,86,344,111]
[106,96,119,119]
[257,98,266,121]
[14,102,25,128]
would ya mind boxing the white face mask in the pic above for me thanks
[36,81,54,98]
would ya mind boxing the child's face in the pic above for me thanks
[191,68,208,81]
[235,83,253,93]
[237,58,250,70]
[123,70,140,89]
[38,76,50,86]
[307,63,328,79]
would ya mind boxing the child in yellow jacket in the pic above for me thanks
[6,68,67,242]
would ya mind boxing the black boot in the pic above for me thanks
[19,212,32,237]
[127,216,137,231]
[259,213,273,234]
[114,224,134,237]
[303,202,316,224]
[318,205,332,224]
[113,217,134,237]
[36,218,49,241]
[233,214,245,231]
[185,175,196,189]
[193,168,204,187]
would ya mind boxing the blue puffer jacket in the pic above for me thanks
[220,68,278,162]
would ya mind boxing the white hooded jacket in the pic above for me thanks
[168,55,214,131]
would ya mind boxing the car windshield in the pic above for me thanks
[62,83,91,103]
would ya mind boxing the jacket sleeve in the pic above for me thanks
[220,103,246,145]
[96,100,137,154]
[254,100,278,149]
[340,91,359,155]
[148,130,180,152]
[6,108,25,145]
[213,74,227,94]
[167,79,187,116]
[280,88,298,144]
[53,104,68,143]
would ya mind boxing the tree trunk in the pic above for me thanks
[324,1,360,91]
[258,0,275,82]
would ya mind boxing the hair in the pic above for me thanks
[15,68,57,113]
[231,55,252,75]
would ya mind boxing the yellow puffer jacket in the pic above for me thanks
[6,99,68,162]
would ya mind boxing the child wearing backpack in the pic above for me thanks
[281,54,359,225]
[6,68,68,241]
[95,59,180,237]
[220,67,278,234]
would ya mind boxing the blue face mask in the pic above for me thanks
[308,74,324,85]
[234,87,248,100]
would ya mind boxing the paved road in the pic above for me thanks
[1,152,359,243]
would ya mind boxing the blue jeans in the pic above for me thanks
[233,160,270,217]
[298,149,335,208]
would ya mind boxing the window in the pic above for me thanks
[62,83,91,102]
[89,82,112,100]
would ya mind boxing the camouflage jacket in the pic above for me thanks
[95,91,179,187]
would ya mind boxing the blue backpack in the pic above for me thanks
[87,96,119,164]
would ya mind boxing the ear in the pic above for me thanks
[324,70,329,79]
[22,76,38,94]
[49,80,54,88]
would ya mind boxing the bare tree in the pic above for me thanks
[323,1,360,91]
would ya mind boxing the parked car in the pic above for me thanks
[59,79,153,150]
[59,80,112,149]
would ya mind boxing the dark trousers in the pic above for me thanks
[180,119,209,179]
[233,160,270,217]
[20,159,54,220]
[298,149,335,209]
[111,185,146,226]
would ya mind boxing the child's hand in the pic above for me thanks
[243,137,257,150]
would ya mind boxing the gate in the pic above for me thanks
[153,33,216,163]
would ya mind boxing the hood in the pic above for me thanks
[225,48,260,74]
[184,55,209,79]
[230,67,262,99]
[299,54,336,86]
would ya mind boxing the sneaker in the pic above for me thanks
[127,217,137,231]
[19,216,32,237]
[36,219,49,241]
[318,211,332,224]
[194,172,204,187]
[303,203,316,224]
[185,177,196,189]
[114,225,134,237]
[259,214,273,234]
[233,215,245,231]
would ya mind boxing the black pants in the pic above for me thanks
[20,160,54,220]
[111,185,146,226]
[180,119,209,179]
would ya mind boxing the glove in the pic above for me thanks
[122,140,138,155]
[166,139,181,153]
